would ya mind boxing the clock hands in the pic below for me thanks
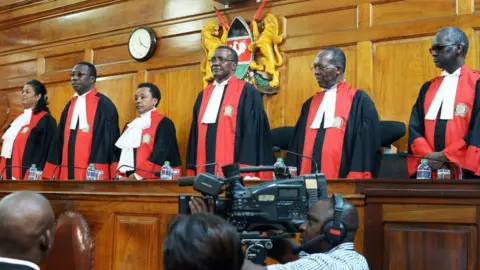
[138,37,148,49]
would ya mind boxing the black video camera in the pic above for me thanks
[179,163,328,231]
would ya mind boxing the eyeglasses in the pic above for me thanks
[209,57,235,64]
[429,43,458,54]
[310,65,334,72]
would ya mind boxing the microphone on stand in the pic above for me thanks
[51,165,87,180]
[0,165,34,180]
[399,152,463,180]
[115,165,159,180]
[187,162,219,175]
[272,146,319,173]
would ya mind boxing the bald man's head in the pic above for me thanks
[299,196,359,253]
[0,191,55,265]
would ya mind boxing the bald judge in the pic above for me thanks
[0,191,55,270]
[408,27,480,178]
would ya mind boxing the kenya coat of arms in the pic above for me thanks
[200,0,285,95]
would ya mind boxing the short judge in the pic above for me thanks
[115,83,181,180]
[0,80,57,180]
[44,62,120,180]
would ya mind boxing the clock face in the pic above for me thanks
[128,27,156,61]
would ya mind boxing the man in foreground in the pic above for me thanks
[0,191,55,270]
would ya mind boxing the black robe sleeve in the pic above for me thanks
[43,102,70,178]
[461,79,480,175]
[24,114,57,175]
[344,90,381,178]
[285,98,313,172]
[147,117,182,167]
[90,94,120,179]
[237,83,275,167]
[186,92,203,175]
[408,82,434,157]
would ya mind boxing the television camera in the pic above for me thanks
[178,163,328,265]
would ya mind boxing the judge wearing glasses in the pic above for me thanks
[408,27,480,179]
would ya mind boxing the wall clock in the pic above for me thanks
[128,27,157,62]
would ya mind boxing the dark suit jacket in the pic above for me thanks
[0,261,37,270]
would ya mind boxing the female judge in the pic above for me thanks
[0,80,57,180]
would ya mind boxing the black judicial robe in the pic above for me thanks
[120,110,182,179]
[186,76,275,178]
[408,66,480,178]
[0,111,57,180]
[44,88,120,180]
[285,82,381,179]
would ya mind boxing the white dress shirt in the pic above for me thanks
[267,243,369,270]
[201,76,232,124]
[311,84,338,129]
[425,68,461,120]
[1,109,32,159]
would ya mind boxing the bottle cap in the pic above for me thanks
[164,161,170,165]
[31,164,36,168]
[277,158,284,162]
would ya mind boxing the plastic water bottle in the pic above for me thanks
[27,164,38,180]
[86,163,97,180]
[273,157,287,180]
[161,161,173,180]
[416,159,431,179]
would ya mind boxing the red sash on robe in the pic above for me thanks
[300,81,364,179]
[408,66,480,177]
[0,111,47,180]
[195,77,244,177]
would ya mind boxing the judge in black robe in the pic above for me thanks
[186,46,274,178]
[44,62,120,180]
[408,27,480,178]
[116,83,181,179]
[285,47,381,179]
[0,80,56,180]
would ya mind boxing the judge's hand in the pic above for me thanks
[426,152,448,170]
[189,197,214,214]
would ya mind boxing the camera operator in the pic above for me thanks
[190,194,368,270]
[163,212,244,270]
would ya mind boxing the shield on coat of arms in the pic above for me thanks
[225,17,253,80]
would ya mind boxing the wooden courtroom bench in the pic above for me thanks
[0,179,477,270]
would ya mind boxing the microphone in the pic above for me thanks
[51,165,87,180]
[292,234,326,255]
[239,166,275,173]
[273,146,319,173]
[187,162,219,175]
[115,165,159,180]
[400,152,463,180]
[177,176,196,186]
[0,165,34,180]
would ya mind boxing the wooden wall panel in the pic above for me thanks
[384,223,476,270]
[147,66,204,164]
[45,51,84,73]
[373,37,438,150]
[113,215,161,270]
[96,74,138,129]
[372,0,456,26]
[0,60,36,79]
[94,45,131,65]
[476,0,480,12]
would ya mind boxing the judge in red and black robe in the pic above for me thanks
[285,47,381,179]
[115,83,181,180]
[408,27,480,178]
[0,80,57,180]
[44,62,120,180]
[186,46,274,178]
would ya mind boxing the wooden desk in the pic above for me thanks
[0,179,477,270]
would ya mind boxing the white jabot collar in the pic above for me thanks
[1,109,33,159]
[201,76,233,124]
[70,89,93,130]
[311,84,338,129]
[0,257,40,270]
[116,108,156,173]
[425,68,461,120]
